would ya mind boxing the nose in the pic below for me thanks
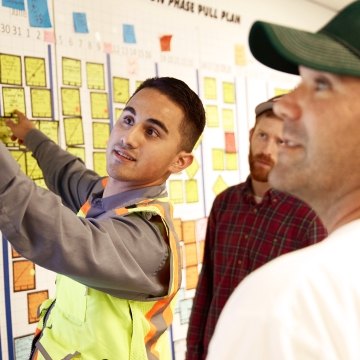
[273,91,301,122]
[121,125,140,149]
[262,138,277,157]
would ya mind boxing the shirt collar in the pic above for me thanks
[90,182,167,211]
[242,176,283,205]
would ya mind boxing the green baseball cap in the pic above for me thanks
[249,1,360,77]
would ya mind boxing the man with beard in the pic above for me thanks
[185,96,327,360]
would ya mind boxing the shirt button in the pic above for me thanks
[253,209,257,213]
[274,238,277,243]
[237,260,242,265]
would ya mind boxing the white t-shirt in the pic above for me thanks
[207,220,360,360]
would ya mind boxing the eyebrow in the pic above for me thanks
[123,106,169,134]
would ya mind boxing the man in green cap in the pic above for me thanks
[207,1,360,359]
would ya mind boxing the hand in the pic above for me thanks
[6,110,35,145]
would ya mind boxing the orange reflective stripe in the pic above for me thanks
[166,228,180,294]
[101,177,108,188]
[162,302,173,326]
[79,178,107,216]
[144,297,172,342]
[114,208,130,216]
[33,349,39,360]
[79,200,91,216]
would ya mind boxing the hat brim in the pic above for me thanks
[249,21,360,77]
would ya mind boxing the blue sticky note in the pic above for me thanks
[73,12,89,33]
[123,24,136,44]
[27,0,52,28]
[2,0,25,10]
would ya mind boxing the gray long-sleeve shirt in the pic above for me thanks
[0,129,171,299]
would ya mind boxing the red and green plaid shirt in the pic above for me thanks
[186,177,327,360]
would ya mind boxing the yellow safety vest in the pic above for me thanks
[31,194,181,360]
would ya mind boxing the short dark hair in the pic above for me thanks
[132,77,206,152]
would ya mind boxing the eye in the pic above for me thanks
[146,127,160,138]
[122,115,134,126]
[258,131,267,139]
[277,138,285,146]
[314,77,331,91]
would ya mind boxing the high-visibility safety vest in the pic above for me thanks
[30,193,181,360]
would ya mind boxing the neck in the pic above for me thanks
[102,178,136,198]
[103,177,165,198]
[251,178,271,198]
[311,190,360,234]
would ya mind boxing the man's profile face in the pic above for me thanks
[270,66,360,211]
[249,114,284,182]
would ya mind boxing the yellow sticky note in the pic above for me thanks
[25,56,46,87]
[113,77,130,103]
[204,77,217,100]
[0,54,22,85]
[205,105,219,128]
[26,152,43,180]
[185,179,199,203]
[0,117,18,146]
[90,92,109,119]
[3,87,26,116]
[86,62,105,90]
[93,151,107,176]
[223,82,235,104]
[61,88,81,116]
[225,153,238,170]
[62,57,82,86]
[222,108,235,131]
[67,147,86,162]
[169,180,184,204]
[31,88,52,118]
[235,44,247,66]
[212,148,225,170]
[185,157,199,179]
[64,117,84,146]
[39,120,59,143]
[93,122,110,149]
[213,175,228,195]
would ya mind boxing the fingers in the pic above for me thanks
[5,118,16,129]
[10,134,23,145]
[4,109,32,145]
[11,110,26,123]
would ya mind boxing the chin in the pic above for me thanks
[251,170,270,183]
[268,169,285,190]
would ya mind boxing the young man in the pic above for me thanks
[186,97,326,360]
[0,77,206,359]
[207,2,360,359]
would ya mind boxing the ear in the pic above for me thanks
[169,151,194,174]
[249,127,254,142]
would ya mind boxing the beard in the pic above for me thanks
[249,151,275,182]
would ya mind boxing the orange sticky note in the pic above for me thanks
[160,35,172,51]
